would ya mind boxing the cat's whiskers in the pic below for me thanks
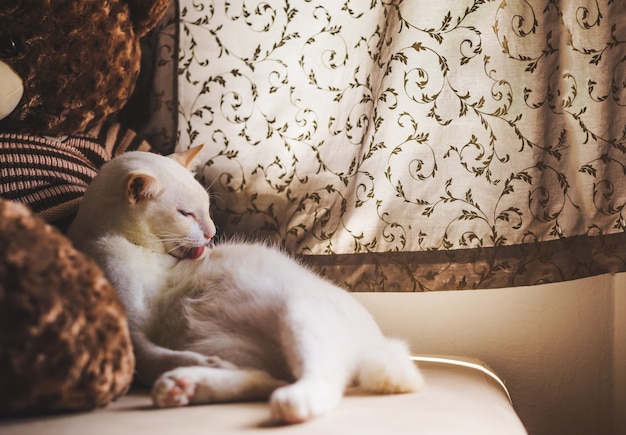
[157,232,209,252]
[166,245,183,256]
[205,176,219,193]
[206,188,224,207]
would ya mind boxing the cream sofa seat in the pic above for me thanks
[0,356,526,435]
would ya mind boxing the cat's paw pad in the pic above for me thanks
[152,371,196,407]
[269,382,340,424]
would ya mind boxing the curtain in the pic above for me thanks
[170,0,626,291]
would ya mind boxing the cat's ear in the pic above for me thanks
[169,145,205,169]
[126,172,161,204]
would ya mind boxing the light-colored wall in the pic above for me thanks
[615,274,626,435]
[353,273,622,435]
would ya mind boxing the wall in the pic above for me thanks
[615,274,626,435]
[353,273,621,435]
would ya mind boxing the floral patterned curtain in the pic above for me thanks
[171,0,626,291]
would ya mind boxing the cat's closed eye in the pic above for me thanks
[178,209,195,218]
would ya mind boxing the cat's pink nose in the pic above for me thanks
[204,223,216,240]
[202,218,217,240]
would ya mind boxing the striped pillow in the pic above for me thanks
[0,122,152,228]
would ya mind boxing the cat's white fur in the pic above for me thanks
[68,147,423,424]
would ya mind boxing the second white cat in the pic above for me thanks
[68,146,423,424]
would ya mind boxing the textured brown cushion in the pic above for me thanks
[0,198,135,416]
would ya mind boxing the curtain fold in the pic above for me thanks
[175,0,626,291]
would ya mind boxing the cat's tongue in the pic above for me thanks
[182,245,205,260]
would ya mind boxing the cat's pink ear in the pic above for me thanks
[126,172,161,204]
[169,145,205,168]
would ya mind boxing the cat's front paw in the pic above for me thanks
[152,370,197,407]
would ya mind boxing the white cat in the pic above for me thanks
[68,146,423,424]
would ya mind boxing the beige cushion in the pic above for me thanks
[0,357,526,434]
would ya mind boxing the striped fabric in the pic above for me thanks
[0,122,153,225]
